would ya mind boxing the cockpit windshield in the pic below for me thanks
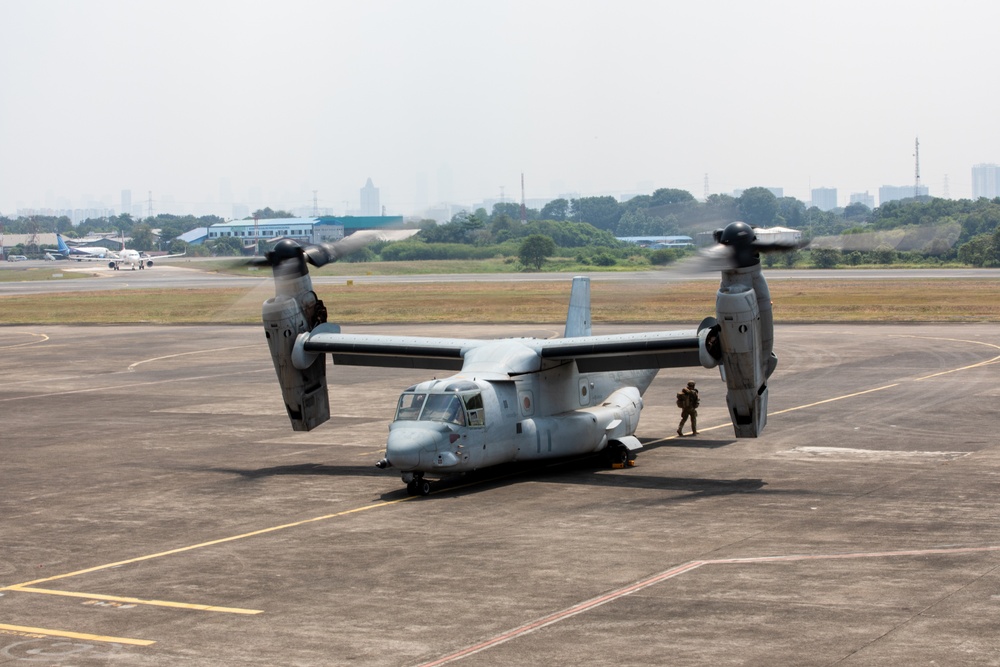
[394,390,483,427]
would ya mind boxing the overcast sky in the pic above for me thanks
[2,0,998,217]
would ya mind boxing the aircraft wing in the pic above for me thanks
[145,251,187,260]
[532,330,702,372]
[302,333,487,371]
[301,329,703,375]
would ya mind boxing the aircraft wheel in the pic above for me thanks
[607,444,629,467]
[406,479,420,496]
[417,479,432,496]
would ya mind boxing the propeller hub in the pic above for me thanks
[718,221,755,247]
[269,239,303,263]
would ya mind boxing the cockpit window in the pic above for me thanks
[395,393,425,421]
[421,394,466,426]
[394,390,485,427]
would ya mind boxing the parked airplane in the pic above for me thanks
[54,233,113,260]
[259,223,797,495]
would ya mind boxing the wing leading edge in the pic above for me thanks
[300,329,703,375]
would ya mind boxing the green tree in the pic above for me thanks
[129,224,156,251]
[540,198,569,221]
[811,248,839,268]
[738,187,779,227]
[518,234,556,270]
[252,207,295,219]
[570,196,623,232]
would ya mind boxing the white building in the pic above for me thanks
[360,178,380,216]
[811,187,838,212]
[971,164,1000,199]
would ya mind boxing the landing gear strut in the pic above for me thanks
[405,473,432,497]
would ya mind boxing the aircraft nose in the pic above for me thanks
[385,427,442,470]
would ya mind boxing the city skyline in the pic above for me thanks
[3,1,999,218]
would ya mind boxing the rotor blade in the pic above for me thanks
[303,228,418,268]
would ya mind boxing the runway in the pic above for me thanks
[3,259,1000,295]
[1,322,999,665]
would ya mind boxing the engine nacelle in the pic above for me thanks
[715,263,775,438]
[262,294,330,432]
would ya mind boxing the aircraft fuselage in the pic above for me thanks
[382,361,653,486]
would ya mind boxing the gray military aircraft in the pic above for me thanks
[259,222,796,495]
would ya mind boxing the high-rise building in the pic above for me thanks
[971,164,1000,199]
[879,185,929,205]
[360,178,380,216]
[811,187,838,212]
[121,189,131,217]
[849,192,875,209]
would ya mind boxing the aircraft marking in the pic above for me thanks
[416,544,1000,666]
[0,623,154,647]
[7,587,262,614]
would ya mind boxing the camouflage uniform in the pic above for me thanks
[677,381,699,436]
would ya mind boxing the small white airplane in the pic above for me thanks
[259,223,797,495]
[107,246,186,271]
[106,232,185,270]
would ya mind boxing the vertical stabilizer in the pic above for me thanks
[564,276,592,338]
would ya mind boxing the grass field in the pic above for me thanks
[1,277,997,325]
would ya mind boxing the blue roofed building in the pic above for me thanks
[205,216,404,250]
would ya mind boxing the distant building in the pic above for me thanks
[205,216,404,250]
[879,185,928,205]
[849,192,875,209]
[811,187,838,212]
[121,190,131,217]
[360,178,380,216]
[971,164,1000,199]
[616,235,694,249]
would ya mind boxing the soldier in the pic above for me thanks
[676,380,699,436]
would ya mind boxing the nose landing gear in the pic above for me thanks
[405,473,432,497]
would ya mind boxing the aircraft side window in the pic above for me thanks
[463,393,485,427]
[395,393,425,421]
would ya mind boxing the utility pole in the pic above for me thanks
[520,173,527,224]
[914,137,921,199]
[312,190,319,217]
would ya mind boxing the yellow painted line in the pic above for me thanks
[768,383,901,416]
[0,332,49,350]
[5,496,415,589]
[128,345,258,372]
[8,587,262,615]
[0,623,154,647]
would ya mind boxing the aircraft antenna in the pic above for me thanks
[520,173,527,224]
[914,137,921,199]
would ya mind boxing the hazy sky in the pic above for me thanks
[2,0,999,217]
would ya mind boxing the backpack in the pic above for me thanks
[676,392,686,409]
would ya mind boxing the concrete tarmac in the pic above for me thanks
[1,322,999,666]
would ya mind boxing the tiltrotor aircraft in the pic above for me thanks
[260,222,796,495]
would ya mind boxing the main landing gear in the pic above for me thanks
[404,473,432,497]
[606,442,637,469]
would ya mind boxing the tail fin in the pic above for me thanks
[56,234,70,255]
[563,276,592,338]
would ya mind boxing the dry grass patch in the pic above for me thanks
[0,278,997,325]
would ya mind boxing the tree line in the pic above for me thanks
[4,192,1000,267]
